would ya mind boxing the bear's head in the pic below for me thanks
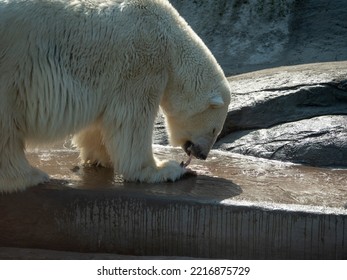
[157,7,231,161]
[161,79,231,161]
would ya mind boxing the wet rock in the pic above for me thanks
[154,114,169,145]
[216,62,347,167]
[221,83,347,135]
[215,115,347,166]
[221,63,347,135]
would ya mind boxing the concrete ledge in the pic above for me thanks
[0,247,198,260]
[0,146,346,259]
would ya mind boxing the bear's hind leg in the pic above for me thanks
[0,134,49,193]
[72,124,112,168]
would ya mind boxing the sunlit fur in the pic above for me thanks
[0,0,230,192]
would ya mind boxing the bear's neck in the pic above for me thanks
[161,27,225,118]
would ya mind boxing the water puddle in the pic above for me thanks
[26,144,347,210]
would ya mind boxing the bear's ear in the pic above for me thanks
[209,95,225,108]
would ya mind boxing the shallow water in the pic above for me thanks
[26,144,347,210]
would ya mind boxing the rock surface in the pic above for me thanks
[171,0,347,75]
[216,115,347,166]
[223,62,347,133]
[154,62,347,167]
[217,62,347,166]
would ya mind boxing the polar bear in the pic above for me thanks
[0,0,231,193]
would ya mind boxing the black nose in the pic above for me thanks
[196,152,207,160]
[182,141,207,160]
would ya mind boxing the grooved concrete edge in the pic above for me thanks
[1,183,346,259]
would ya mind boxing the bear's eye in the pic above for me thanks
[212,128,216,135]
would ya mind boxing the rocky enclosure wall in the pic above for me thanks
[171,0,347,75]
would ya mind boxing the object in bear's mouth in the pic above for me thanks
[180,154,193,167]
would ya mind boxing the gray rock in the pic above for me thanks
[221,63,347,136]
[170,0,295,75]
[215,115,347,167]
[170,0,347,75]
[216,62,347,167]
[154,114,169,145]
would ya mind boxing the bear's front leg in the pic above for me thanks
[134,158,190,183]
[102,116,190,183]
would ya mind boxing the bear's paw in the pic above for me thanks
[0,167,49,193]
[132,160,196,183]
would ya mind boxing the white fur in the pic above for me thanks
[0,0,231,192]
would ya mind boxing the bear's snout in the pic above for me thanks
[182,141,208,160]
